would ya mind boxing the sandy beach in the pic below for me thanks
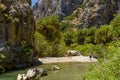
[38,55,98,64]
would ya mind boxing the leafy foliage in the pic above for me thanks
[83,41,120,80]
[35,15,67,57]
[37,15,62,42]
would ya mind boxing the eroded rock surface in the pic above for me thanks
[77,0,120,28]
[0,0,35,69]
[32,0,120,28]
[17,68,48,80]
[32,0,83,19]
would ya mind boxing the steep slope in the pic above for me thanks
[32,0,83,19]
[0,0,35,69]
[77,0,120,28]
[32,0,120,28]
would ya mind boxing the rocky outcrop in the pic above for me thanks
[17,68,48,80]
[32,0,83,19]
[77,0,120,28]
[0,0,35,69]
[32,0,120,28]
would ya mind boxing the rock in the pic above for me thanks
[32,0,120,28]
[26,68,38,78]
[37,68,48,77]
[30,59,42,66]
[17,68,48,80]
[51,65,60,70]
[67,50,78,56]
[76,0,120,28]
[0,0,35,69]
[17,74,27,80]
[32,0,83,19]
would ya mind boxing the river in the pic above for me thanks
[0,62,92,80]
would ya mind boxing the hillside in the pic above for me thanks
[32,0,120,28]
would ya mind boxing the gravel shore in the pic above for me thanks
[38,56,97,64]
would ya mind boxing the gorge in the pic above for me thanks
[32,0,120,28]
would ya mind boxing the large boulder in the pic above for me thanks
[0,0,35,69]
[17,68,48,80]
[67,50,78,56]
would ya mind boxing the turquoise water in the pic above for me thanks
[0,63,90,80]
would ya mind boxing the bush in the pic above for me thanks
[35,15,67,57]
[64,30,78,46]
[49,41,67,57]
[34,31,49,57]
[64,12,78,20]
[60,21,74,31]
[0,53,5,72]
[74,44,94,55]
[83,45,120,80]
[37,15,61,42]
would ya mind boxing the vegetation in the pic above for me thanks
[64,12,78,20]
[1,7,120,80]
[81,15,120,80]
[83,41,120,80]
[35,15,67,57]
[34,14,120,79]
[34,14,120,58]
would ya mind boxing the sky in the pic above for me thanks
[31,0,38,6]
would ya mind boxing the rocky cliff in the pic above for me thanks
[32,0,120,28]
[0,0,35,69]
[32,0,83,19]
[77,0,120,28]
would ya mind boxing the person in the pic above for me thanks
[89,53,92,60]
[78,52,81,56]
[67,51,72,58]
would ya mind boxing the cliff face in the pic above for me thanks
[77,0,120,28]
[32,0,120,28]
[32,0,83,19]
[0,0,35,68]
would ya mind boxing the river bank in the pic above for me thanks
[38,55,97,64]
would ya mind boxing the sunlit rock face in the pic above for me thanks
[32,0,120,28]
[32,0,83,19]
[77,0,120,28]
[0,0,35,68]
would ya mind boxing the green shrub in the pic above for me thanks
[0,53,6,72]
[35,15,67,57]
[49,41,67,57]
[74,44,94,55]
[60,21,74,31]
[37,15,61,42]
[64,12,78,20]
[83,45,120,80]
[34,31,49,57]
[64,30,78,46]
